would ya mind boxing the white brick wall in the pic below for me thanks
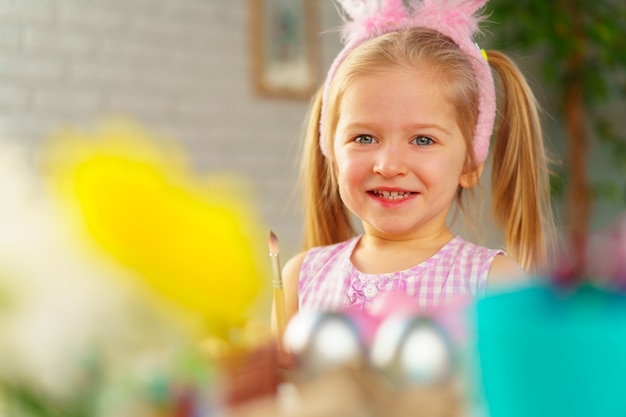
[0,0,343,258]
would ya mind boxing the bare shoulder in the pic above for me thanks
[283,251,308,289]
[486,254,527,291]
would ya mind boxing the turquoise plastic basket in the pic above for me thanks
[476,284,626,417]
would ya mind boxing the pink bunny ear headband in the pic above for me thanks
[319,0,496,163]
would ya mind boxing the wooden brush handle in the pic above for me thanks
[273,286,287,342]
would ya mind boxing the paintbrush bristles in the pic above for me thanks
[268,230,280,256]
[269,230,287,341]
[268,230,283,288]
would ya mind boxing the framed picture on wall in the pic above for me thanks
[249,0,321,100]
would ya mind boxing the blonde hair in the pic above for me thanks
[298,28,555,272]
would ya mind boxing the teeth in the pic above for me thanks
[374,190,410,200]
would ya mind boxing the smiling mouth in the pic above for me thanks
[370,190,415,200]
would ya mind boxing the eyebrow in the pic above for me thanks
[408,122,452,136]
[341,121,453,136]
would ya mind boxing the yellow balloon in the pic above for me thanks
[43,121,269,334]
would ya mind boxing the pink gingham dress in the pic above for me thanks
[298,235,504,313]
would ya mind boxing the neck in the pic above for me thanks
[352,229,455,274]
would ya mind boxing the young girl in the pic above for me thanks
[276,0,555,329]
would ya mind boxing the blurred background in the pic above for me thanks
[0,0,343,261]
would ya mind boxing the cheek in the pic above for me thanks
[335,164,352,191]
[417,157,465,189]
[334,165,364,211]
[335,155,366,186]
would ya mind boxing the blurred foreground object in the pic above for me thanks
[212,340,281,407]
[0,121,276,416]
[476,284,626,417]
[477,213,626,417]
[43,121,269,335]
[257,306,466,417]
[226,363,463,417]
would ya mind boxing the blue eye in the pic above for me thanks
[355,135,376,144]
[413,136,434,146]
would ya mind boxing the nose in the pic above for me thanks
[373,142,408,177]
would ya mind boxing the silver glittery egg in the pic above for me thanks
[283,311,365,377]
[370,315,454,386]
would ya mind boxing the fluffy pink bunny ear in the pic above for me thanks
[337,0,410,45]
[320,0,496,162]
[337,0,385,19]
[419,0,490,18]
[336,0,489,46]
[414,0,489,41]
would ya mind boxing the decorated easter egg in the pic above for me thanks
[283,311,365,377]
[370,315,454,386]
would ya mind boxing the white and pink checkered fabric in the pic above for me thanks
[298,235,504,313]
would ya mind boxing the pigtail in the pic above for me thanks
[300,87,355,251]
[487,50,556,272]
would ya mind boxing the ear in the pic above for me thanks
[459,161,484,188]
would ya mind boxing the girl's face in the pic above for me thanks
[333,64,476,240]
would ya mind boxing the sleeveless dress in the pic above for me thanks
[298,235,504,313]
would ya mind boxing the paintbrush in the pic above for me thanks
[269,230,287,342]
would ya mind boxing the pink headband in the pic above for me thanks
[319,0,496,163]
